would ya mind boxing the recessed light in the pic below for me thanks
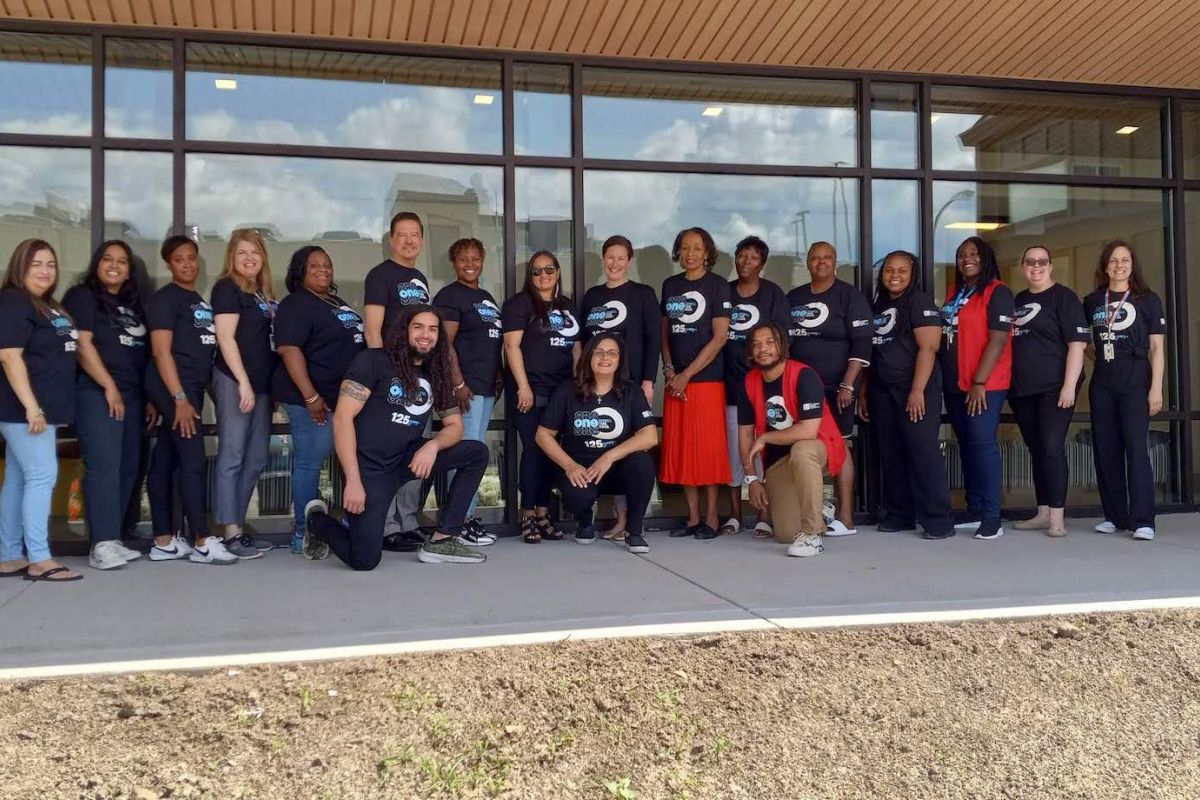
[474,94,495,105]
[702,106,724,117]
[1115,125,1139,135]
[945,221,1005,231]
[214,78,238,90]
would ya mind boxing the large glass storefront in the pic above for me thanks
[2,26,1198,540]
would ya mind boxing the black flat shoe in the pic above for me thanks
[694,524,720,540]
[382,530,424,552]
[877,519,917,533]
[922,528,956,540]
[669,524,700,538]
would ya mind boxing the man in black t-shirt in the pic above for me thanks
[303,305,490,570]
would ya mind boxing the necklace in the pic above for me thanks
[306,288,342,309]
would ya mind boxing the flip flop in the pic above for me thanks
[0,566,28,578]
[600,528,627,541]
[23,566,82,582]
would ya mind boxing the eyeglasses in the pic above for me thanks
[592,349,620,359]
[530,265,558,276]
[1022,258,1051,267]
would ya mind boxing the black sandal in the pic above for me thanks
[24,566,82,582]
[0,565,27,578]
[521,517,541,544]
[536,516,564,541]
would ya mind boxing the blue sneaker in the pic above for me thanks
[290,531,304,555]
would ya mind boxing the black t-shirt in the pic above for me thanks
[736,365,826,470]
[342,349,458,474]
[211,277,278,393]
[870,290,943,388]
[661,271,731,384]
[1010,284,1090,398]
[271,290,365,407]
[939,282,1015,393]
[62,286,148,396]
[580,281,661,385]
[433,281,502,397]
[786,280,874,389]
[0,290,78,425]
[540,380,655,466]
[724,279,790,403]
[1083,289,1167,390]
[363,259,430,343]
[144,283,216,394]
[501,292,580,399]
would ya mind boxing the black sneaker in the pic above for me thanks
[953,510,983,529]
[625,533,650,554]
[574,524,597,545]
[456,518,496,547]
[973,518,1005,541]
[877,518,917,533]
[382,530,425,552]
[922,528,956,540]
[694,524,720,540]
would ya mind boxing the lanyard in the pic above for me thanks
[1104,290,1130,335]
[254,291,276,320]
[946,284,977,319]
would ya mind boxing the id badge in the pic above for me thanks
[1103,342,1115,362]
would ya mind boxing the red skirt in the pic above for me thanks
[659,381,732,486]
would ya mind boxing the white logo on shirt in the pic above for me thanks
[874,308,897,336]
[801,401,822,411]
[546,309,580,338]
[728,303,761,333]
[1107,301,1137,332]
[589,301,627,329]
[386,377,433,420]
[791,302,829,329]
[765,395,793,429]
[1013,302,1041,327]
[677,291,708,324]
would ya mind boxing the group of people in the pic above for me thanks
[0,210,1166,580]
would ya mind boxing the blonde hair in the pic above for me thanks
[222,228,274,300]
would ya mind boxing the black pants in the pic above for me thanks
[558,450,656,534]
[1010,390,1074,508]
[869,378,951,535]
[145,380,209,538]
[1089,379,1155,530]
[310,438,488,571]
[512,397,554,510]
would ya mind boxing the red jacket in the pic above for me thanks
[744,359,846,476]
[946,279,1012,392]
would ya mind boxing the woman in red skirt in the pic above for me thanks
[660,227,733,539]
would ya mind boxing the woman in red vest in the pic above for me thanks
[940,237,1014,541]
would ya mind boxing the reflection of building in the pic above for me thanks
[387,172,502,275]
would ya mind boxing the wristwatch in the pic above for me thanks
[172,391,186,402]
[743,474,761,485]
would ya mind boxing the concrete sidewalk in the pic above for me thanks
[2,515,1198,671]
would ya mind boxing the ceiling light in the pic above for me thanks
[474,94,495,105]
[214,78,238,90]
[1115,125,1139,135]
[702,106,724,117]
[945,221,1005,231]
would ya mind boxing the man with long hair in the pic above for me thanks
[303,304,490,569]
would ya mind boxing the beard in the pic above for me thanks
[754,353,784,371]
[408,342,433,362]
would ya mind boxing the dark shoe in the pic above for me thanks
[877,518,917,533]
[625,534,650,554]
[973,517,1005,541]
[669,524,700,538]
[574,524,597,545]
[922,528,956,540]
[536,516,564,541]
[382,530,425,552]
[694,524,720,540]
[953,510,982,529]
[521,516,541,544]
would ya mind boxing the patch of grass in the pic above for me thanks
[603,777,639,799]
[392,684,436,712]
[377,737,510,797]
[377,743,418,786]
[297,685,316,716]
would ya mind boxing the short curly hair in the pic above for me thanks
[671,227,718,270]
[448,237,486,262]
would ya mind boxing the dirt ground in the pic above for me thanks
[3,611,1200,800]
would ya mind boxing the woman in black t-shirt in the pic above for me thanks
[63,240,156,571]
[536,334,659,554]
[857,250,952,539]
[274,245,365,554]
[1083,241,1166,540]
[501,250,581,543]
[1009,246,1089,537]
[0,239,82,582]
[211,229,278,558]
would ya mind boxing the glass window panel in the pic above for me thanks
[1182,101,1200,179]
[872,179,919,270]
[1184,190,1200,406]
[105,151,172,271]
[871,83,918,169]
[105,38,173,139]
[933,181,1169,406]
[185,44,502,153]
[582,67,856,166]
[0,32,91,136]
[515,63,570,157]
[931,86,1163,178]
[0,146,91,285]
[515,167,573,296]
[184,154,503,307]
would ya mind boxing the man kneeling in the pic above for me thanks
[536,334,659,554]
[304,304,489,569]
[738,322,847,558]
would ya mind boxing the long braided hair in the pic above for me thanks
[384,303,455,411]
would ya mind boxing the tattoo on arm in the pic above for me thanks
[339,380,370,403]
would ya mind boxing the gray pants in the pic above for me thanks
[212,368,272,526]
[383,479,423,535]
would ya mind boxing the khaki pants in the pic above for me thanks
[765,439,828,543]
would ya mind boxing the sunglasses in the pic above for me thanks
[530,265,558,276]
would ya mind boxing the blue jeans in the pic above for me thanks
[454,393,495,518]
[212,369,272,526]
[0,422,59,563]
[944,390,1006,519]
[283,403,333,536]
[75,386,145,543]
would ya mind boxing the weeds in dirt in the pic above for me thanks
[603,777,639,799]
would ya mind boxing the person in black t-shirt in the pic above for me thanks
[502,250,581,543]
[274,245,366,554]
[1083,241,1166,540]
[303,304,490,569]
[536,334,659,554]
[0,239,82,582]
[722,235,789,538]
[211,229,278,559]
[786,241,872,537]
[857,250,952,539]
[660,227,732,540]
[1008,246,1089,537]
[63,240,156,571]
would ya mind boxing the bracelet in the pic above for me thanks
[972,380,986,386]
[304,394,320,405]
[838,383,855,391]
[453,382,466,392]
[27,408,44,418]
[663,363,675,374]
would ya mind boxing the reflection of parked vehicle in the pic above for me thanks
[234,222,282,241]
[315,230,369,241]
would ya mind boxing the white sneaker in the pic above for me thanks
[111,540,142,562]
[787,533,824,558]
[1133,527,1155,541]
[1094,520,1119,534]
[189,537,239,565]
[88,540,127,571]
[825,520,857,537]
[149,534,194,561]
